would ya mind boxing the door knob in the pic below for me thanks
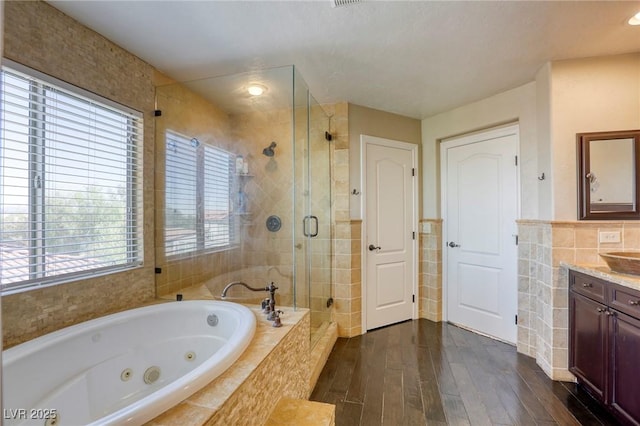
[448,241,460,248]
[368,244,381,251]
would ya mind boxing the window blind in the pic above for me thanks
[0,65,143,293]
[165,131,236,257]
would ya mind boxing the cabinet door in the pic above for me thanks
[569,290,608,402]
[610,310,640,426]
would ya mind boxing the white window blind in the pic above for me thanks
[0,65,143,293]
[165,131,236,257]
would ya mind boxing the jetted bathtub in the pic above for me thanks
[3,300,256,426]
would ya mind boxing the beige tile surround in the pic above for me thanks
[265,398,336,426]
[517,219,640,380]
[150,286,311,425]
[419,219,443,322]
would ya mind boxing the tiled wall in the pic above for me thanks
[419,219,443,321]
[517,221,552,364]
[2,0,156,348]
[154,79,240,297]
[517,220,640,380]
[325,103,362,337]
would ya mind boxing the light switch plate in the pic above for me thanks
[599,231,621,243]
[422,223,432,234]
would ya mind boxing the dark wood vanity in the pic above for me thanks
[569,269,640,425]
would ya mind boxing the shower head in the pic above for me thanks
[262,141,277,157]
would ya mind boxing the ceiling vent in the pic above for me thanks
[331,0,361,8]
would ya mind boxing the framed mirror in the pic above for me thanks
[577,129,640,220]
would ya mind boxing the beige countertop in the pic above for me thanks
[561,262,640,292]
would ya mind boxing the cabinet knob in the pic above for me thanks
[629,300,640,306]
[597,308,606,313]
[582,283,593,288]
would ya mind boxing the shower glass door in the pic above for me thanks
[293,68,332,345]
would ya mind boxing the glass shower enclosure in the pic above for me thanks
[155,66,332,344]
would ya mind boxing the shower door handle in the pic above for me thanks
[303,215,319,238]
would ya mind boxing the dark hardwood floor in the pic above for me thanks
[310,319,620,426]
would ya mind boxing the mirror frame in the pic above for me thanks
[577,129,640,220]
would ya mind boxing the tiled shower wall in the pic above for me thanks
[325,103,362,338]
[518,220,640,380]
[154,78,240,296]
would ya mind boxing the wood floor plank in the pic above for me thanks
[510,356,582,426]
[338,400,364,426]
[320,391,363,426]
[464,357,514,425]
[345,351,368,404]
[421,375,448,424]
[381,367,403,426]
[558,381,620,425]
[449,362,493,425]
[459,339,517,425]
[491,350,557,423]
[441,393,471,426]
[311,319,619,426]
[359,328,388,426]
[492,380,538,426]
[403,365,426,424]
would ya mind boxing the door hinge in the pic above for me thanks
[515,155,518,166]
[412,168,415,177]
[413,294,415,303]
[515,235,519,245]
[412,231,416,240]
[515,315,518,325]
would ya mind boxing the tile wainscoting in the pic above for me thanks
[517,219,640,380]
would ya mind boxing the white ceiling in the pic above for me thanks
[48,1,640,119]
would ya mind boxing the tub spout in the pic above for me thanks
[220,281,278,299]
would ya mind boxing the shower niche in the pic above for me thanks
[155,66,332,344]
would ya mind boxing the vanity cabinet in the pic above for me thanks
[569,270,640,426]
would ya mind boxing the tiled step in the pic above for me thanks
[266,397,335,426]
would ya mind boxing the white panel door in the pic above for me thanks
[443,125,519,343]
[363,135,416,330]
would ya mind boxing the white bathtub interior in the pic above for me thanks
[2,300,255,426]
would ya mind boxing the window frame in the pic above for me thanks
[164,130,237,259]
[0,60,144,294]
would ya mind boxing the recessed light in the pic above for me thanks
[629,11,640,26]
[247,84,267,96]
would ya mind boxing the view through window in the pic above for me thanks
[164,131,237,257]
[0,65,143,292]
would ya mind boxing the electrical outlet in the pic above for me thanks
[599,231,621,243]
